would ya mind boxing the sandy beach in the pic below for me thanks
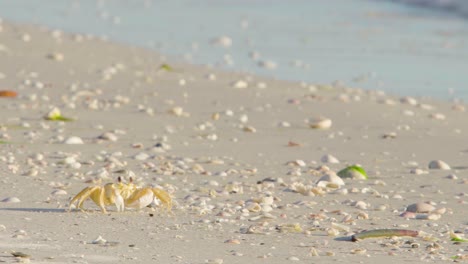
[0,21,467,263]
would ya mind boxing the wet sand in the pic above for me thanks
[0,21,467,263]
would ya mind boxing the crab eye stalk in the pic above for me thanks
[117,176,122,183]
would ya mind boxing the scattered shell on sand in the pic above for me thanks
[316,172,345,188]
[231,80,248,89]
[64,136,84,144]
[211,36,232,47]
[47,52,64,61]
[97,132,118,142]
[406,202,435,213]
[309,118,332,129]
[321,154,339,164]
[91,236,107,244]
[1,197,21,203]
[428,160,451,170]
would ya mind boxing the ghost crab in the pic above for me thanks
[69,177,172,213]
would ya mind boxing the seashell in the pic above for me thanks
[245,202,261,212]
[276,223,303,233]
[51,190,67,196]
[416,214,441,220]
[428,160,450,170]
[133,152,150,161]
[429,113,445,120]
[400,211,416,218]
[331,222,350,232]
[406,202,435,213]
[211,36,232,47]
[64,136,84,144]
[0,90,17,97]
[169,106,185,117]
[316,172,345,188]
[400,96,418,105]
[321,154,339,164]
[91,235,107,244]
[261,205,273,213]
[243,126,256,133]
[309,118,332,129]
[356,211,369,220]
[1,197,20,203]
[47,52,64,61]
[231,80,248,89]
[258,60,277,70]
[260,196,274,205]
[410,168,428,175]
[97,132,118,142]
[224,239,241,244]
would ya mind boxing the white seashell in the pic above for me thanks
[211,36,232,47]
[44,107,62,119]
[98,132,118,142]
[133,152,150,161]
[261,205,273,213]
[64,136,84,144]
[429,113,446,120]
[169,106,185,117]
[410,168,428,175]
[316,172,345,187]
[415,214,441,220]
[91,235,107,244]
[231,80,248,89]
[260,196,274,205]
[428,160,451,170]
[51,190,67,196]
[309,118,332,129]
[406,202,435,213]
[1,197,20,203]
[321,154,339,164]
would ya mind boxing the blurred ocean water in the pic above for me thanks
[0,0,466,100]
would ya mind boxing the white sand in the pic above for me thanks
[0,22,467,263]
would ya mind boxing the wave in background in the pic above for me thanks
[0,0,467,101]
[391,0,468,17]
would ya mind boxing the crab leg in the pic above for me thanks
[152,188,172,212]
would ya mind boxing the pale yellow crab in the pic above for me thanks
[69,177,172,213]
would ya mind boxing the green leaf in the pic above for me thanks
[47,115,74,122]
[337,165,368,180]
[159,64,174,72]
[0,140,10,144]
[451,237,468,243]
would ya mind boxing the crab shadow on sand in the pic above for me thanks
[0,207,67,213]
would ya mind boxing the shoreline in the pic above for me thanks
[1,0,467,102]
[0,21,467,263]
